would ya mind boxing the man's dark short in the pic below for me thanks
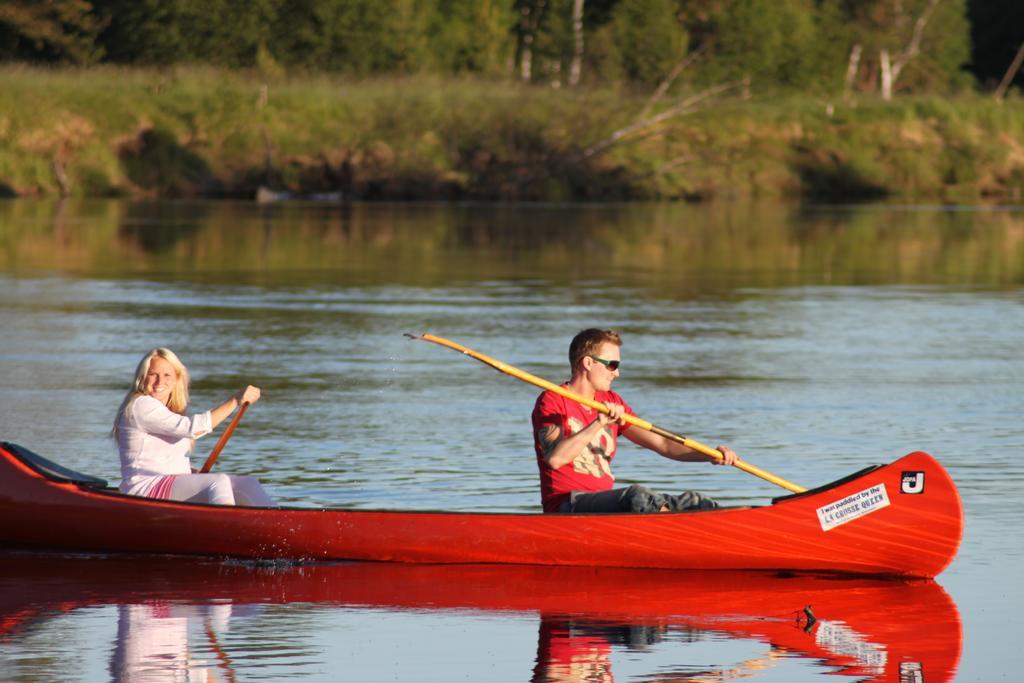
[558,484,719,513]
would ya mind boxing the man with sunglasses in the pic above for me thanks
[532,328,737,513]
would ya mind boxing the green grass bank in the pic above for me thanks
[1,66,1022,202]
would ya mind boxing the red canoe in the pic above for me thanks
[0,442,962,577]
[0,556,962,682]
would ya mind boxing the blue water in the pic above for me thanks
[1,200,1022,680]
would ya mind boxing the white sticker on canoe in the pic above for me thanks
[816,483,890,531]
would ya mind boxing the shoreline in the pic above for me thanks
[1,67,1022,203]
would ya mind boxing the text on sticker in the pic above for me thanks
[816,484,890,531]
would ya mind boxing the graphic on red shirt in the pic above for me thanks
[564,415,615,479]
[532,387,634,513]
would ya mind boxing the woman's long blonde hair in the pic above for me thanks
[112,348,191,439]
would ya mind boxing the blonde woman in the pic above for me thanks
[113,348,274,506]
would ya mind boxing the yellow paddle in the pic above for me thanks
[407,333,807,494]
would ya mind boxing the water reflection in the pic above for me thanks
[1,199,1022,288]
[533,618,786,682]
[0,554,960,682]
[112,603,244,682]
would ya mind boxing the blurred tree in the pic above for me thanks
[612,0,687,86]
[838,0,971,98]
[427,0,515,75]
[578,0,622,85]
[698,0,837,91]
[99,0,510,75]
[568,0,584,86]
[271,0,428,74]
[1,0,987,96]
[96,0,281,67]
[514,0,545,81]
[905,0,972,93]
[94,0,183,64]
[516,0,578,85]
[0,0,106,63]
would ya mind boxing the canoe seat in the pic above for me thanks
[1,442,108,488]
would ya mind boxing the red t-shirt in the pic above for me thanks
[532,387,634,513]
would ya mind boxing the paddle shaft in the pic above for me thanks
[409,333,806,494]
[200,401,249,473]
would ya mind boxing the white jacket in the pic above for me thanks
[117,395,212,496]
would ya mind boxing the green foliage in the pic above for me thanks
[96,0,514,76]
[0,0,106,63]
[812,0,854,92]
[96,0,280,67]
[513,0,571,84]
[271,0,430,74]
[584,23,623,84]
[428,0,515,74]
[836,0,973,94]
[92,1,179,64]
[898,0,973,92]
[612,0,687,86]
[702,0,838,90]
[0,0,1002,95]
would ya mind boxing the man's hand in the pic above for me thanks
[712,445,738,466]
[597,402,626,426]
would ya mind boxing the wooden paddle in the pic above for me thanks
[199,401,250,474]
[407,333,807,494]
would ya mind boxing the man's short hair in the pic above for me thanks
[569,328,622,374]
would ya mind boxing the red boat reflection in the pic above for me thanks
[0,554,960,682]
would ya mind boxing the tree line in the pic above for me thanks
[0,0,1021,96]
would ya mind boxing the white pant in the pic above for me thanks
[169,473,275,507]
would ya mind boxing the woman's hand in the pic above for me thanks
[237,385,262,406]
[209,386,261,430]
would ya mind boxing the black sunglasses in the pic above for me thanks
[589,355,620,371]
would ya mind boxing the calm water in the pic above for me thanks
[1,199,1022,681]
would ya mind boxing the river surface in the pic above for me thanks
[0,199,1021,681]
